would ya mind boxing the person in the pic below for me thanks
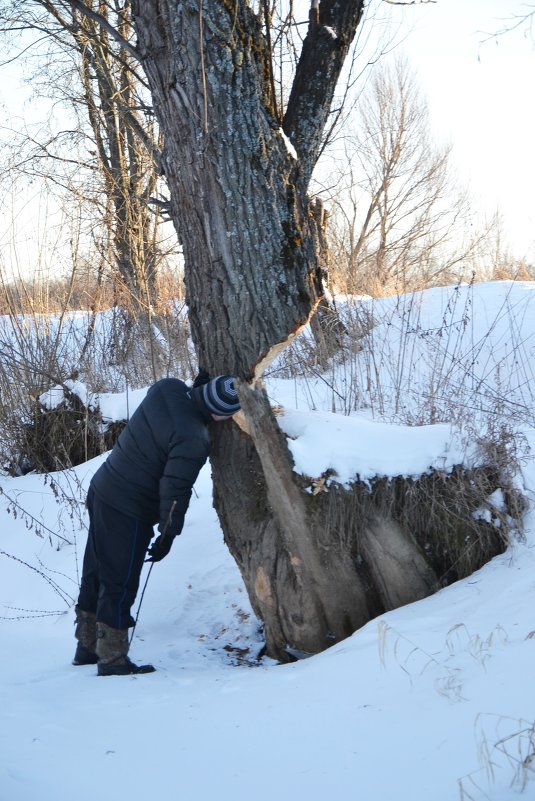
[72,374,240,676]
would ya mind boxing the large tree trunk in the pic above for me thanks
[132,1,328,377]
[130,1,509,661]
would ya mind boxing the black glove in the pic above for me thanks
[146,533,174,563]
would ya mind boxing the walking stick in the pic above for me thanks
[129,501,176,645]
[129,562,155,646]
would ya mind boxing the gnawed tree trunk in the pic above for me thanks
[213,407,514,659]
[131,0,514,661]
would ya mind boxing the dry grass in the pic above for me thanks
[0,272,194,475]
[304,461,523,594]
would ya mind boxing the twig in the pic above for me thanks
[0,550,75,605]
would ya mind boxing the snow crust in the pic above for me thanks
[39,379,147,422]
[279,409,466,484]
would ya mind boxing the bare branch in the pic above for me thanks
[480,6,535,43]
[283,0,365,188]
[60,0,140,62]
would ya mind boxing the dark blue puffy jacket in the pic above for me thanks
[90,378,211,537]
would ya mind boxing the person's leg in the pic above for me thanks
[72,608,98,665]
[77,487,100,610]
[91,499,153,630]
[73,487,99,665]
[88,497,155,675]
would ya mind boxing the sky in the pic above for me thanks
[0,0,533,270]
[1,280,535,801]
[390,0,535,260]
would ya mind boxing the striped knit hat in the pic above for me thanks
[202,375,240,417]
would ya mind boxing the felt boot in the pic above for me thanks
[72,606,98,665]
[96,621,155,676]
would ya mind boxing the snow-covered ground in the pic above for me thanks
[1,281,535,801]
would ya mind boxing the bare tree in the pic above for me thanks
[328,57,485,295]
[0,0,175,378]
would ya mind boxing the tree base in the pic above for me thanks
[211,393,522,663]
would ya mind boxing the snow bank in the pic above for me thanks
[278,408,466,484]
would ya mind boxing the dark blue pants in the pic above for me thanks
[77,487,154,629]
